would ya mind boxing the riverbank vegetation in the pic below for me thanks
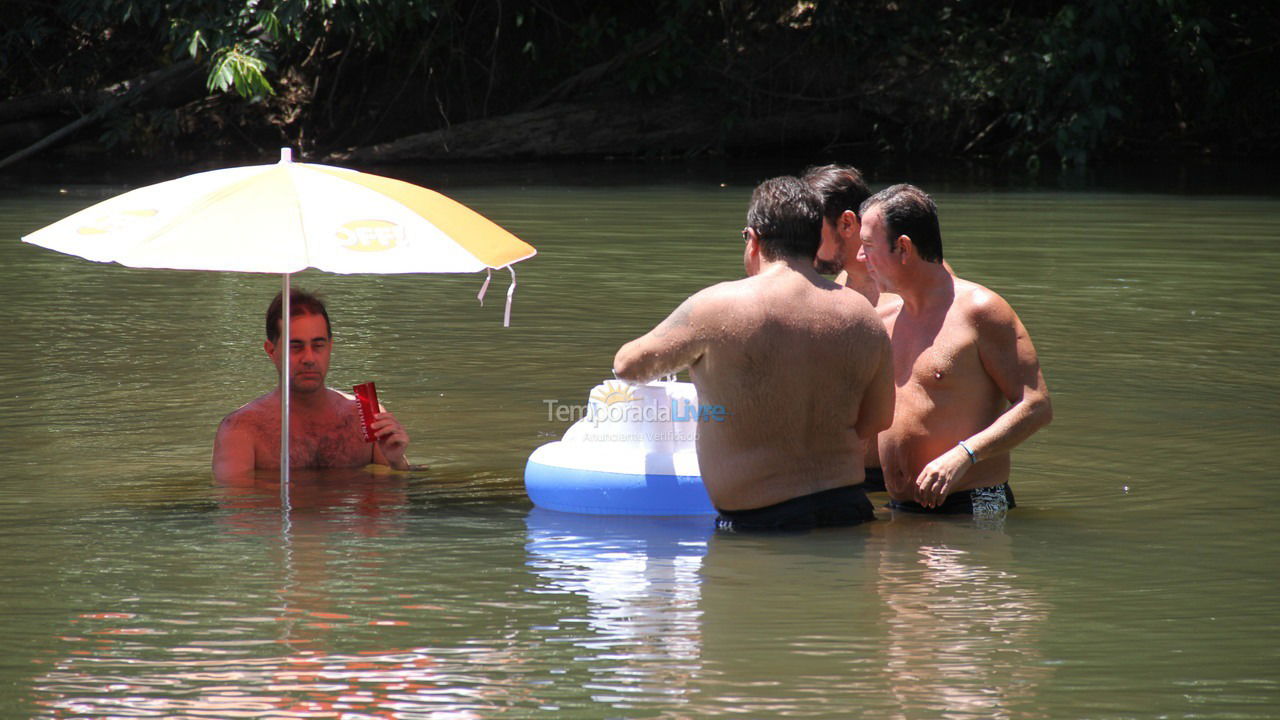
[2,1,1274,171]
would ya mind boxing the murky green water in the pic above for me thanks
[1,164,1277,719]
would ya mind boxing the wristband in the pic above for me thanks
[957,440,978,465]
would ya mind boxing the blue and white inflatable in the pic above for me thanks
[525,380,715,515]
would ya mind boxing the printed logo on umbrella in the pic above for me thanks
[76,209,159,235]
[336,219,402,252]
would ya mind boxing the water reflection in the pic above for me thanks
[523,509,711,711]
[32,471,519,719]
[522,507,1053,718]
[36,649,494,719]
[215,470,412,653]
[874,513,1053,720]
[695,524,886,716]
[216,468,411,539]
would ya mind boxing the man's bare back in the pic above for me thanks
[679,268,893,510]
[615,176,894,530]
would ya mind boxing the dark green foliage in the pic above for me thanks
[1,0,1274,163]
[998,0,1228,166]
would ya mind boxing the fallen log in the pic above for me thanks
[329,96,877,163]
[0,92,88,126]
[0,61,203,125]
[0,118,57,151]
[0,61,202,170]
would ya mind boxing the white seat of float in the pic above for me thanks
[525,379,714,515]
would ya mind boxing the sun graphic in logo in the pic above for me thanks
[337,219,402,252]
[590,380,637,406]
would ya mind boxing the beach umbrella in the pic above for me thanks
[21,148,536,486]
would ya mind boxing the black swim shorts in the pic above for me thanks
[715,484,876,533]
[887,483,1016,516]
[860,466,887,493]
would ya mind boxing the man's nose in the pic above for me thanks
[856,245,867,262]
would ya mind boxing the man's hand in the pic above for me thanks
[371,411,411,470]
[913,445,973,508]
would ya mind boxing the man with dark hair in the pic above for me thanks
[803,162,896,492]
[801,163,879,302]
[265,290,330,345]
[864,184,944,262]
[858,184,1052,514]
[213,289,411,477]
[613,176,895,532]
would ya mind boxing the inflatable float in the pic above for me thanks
[525,379,715,515]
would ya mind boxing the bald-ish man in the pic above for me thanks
[613,176,894,532]
[857,184,1052,514]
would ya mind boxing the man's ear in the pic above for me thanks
[264,340,275,358]
[838,209,860,238]
[895,234,915,262]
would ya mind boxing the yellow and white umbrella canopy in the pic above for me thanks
[23,148,536,320]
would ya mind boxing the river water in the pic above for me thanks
[0,161,1276,719]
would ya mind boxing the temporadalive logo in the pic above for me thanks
[589,380,638,406]
[543,382,727,427]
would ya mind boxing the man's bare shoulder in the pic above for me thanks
[953,276,1020,328]
[682,278,758,316]
[700,273,829,315]
[218,393,276,431]
[698,277,756,300]
[213,394,275,474]
[876,292,904,319]
[828,279,877,311]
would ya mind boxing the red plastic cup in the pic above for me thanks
[353,382,379,443]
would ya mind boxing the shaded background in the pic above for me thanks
[2,1,1277,174]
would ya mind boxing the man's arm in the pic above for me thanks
[613,291,712,384]
[212,415,256,482]
[914,292,1052,505]
[853,331,895,439]
[966,297,1053,460]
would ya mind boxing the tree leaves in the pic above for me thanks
[207,46,274,98]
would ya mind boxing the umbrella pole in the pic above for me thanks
[280,273,291,502]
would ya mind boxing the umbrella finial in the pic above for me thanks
[279,147,292,164]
